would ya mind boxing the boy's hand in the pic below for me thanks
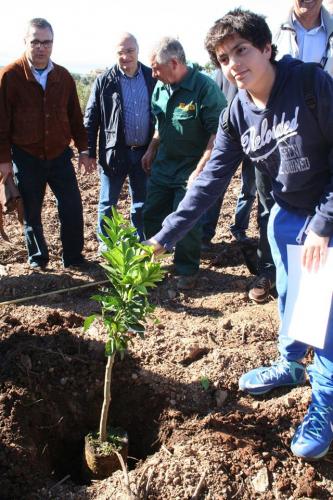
[302,230,330,272]
[142,238,165,256]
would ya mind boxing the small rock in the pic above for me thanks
[285,397,295,408]
[60,377,67,385]
[215,389,228,407]
[252,467,270,493]
[170,399,176,406]
[181,345,209,366]
[222,319,232,330]
[252,401,260,409]
[131,373,138,380]
[0,265,8,276]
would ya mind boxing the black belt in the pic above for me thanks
[126,144,148,151]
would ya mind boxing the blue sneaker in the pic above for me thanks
[239,357,306,395]
[291,404,333,459]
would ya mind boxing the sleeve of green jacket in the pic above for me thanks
[199,77,227,135]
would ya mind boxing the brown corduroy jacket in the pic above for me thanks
[0,54,87,162]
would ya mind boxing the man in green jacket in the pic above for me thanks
[142,37,226,289]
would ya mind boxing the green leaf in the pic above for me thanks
[90,294,105,303]
[83,314,96,331]
[128,323,145,333]
[200,376,210,391]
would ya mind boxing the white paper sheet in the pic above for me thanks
[280,245,333,349]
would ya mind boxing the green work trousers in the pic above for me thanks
[144,178,201,275]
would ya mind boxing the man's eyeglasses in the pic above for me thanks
[30,39,53,49]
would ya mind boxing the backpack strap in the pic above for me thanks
[221,95,237,139]
[302,62,318,115]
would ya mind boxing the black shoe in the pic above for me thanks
[63,258,90,270]
[201,239,213,252]
[29,261,47,271]
[233,232,251,244]
[248,275,273,303]
[176,273,198,290]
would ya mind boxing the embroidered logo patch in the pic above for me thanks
[178,102,196,112]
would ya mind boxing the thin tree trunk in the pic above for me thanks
[99,353,115,442]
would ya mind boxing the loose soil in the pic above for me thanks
[1,158,332,500]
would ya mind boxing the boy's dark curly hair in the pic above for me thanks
[205,8,277,68]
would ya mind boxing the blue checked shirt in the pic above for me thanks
[119,64,150,146]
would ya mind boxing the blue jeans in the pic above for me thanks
[12,146,84,267]
[98,148,147,241]
[268,204,333,406]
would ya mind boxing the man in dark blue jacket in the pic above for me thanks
[84,33,155,245]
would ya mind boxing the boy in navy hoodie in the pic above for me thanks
[144,8,333,459]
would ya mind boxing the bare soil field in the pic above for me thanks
[1,159,332,499]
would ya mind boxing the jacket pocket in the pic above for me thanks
[171,107,197,138]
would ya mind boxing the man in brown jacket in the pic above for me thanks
[0,18,91,269]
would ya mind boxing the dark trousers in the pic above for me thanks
[144,178,201,275]
[255,167,275,279]
[201,157,254,241]
[12,146,84,267]
[201,157,275,281]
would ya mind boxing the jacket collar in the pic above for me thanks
[18,54,60,83]
[281,6,333,39]
[161,66,196,92]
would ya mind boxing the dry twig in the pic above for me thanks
[37,416,63,430]
[49,474,71,491]
[144,465,156,500]
[115,451,137,500]
[241,326,247,344]
[161,444,173,456]
[0,279,108,307]
[191,470,207,500]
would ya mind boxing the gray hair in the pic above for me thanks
[152,37,186,65]
[26,18,54,37]
[116,32,138,50]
